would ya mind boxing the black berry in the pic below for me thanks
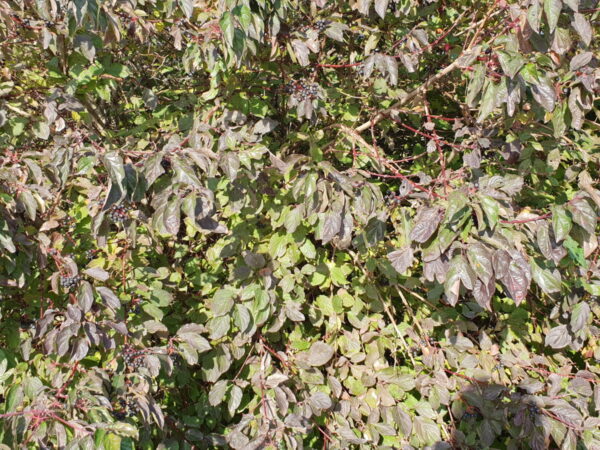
[314,20,331,32]
[60,274,81,291]
[108,203,132,223]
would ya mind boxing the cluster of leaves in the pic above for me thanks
[0,0,599,448]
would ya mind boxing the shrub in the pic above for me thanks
[0,0,599,448]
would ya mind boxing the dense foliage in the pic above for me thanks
[1,0,600,448]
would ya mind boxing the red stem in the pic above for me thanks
[55,361,80,399]
[389,116,475,150]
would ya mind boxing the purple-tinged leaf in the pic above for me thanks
[306,341,334,367]
[530,76,556,112]
[252,118,278,135]
[292,39,310,66]
[570,302,590,333]
[384,55,398,85]
[83,267,109,281]
[473,278,495,310]
[549,402,583,428]
[374,0,389,19]
[568,197,596,234]
[569,52,592,71]
[324,22,347,42]
[163,196,181,235]
[309,391,332,410]
[96,286,121,310]
[444,255,476,306]
[467,243,494,283]
[413,416,441,446]
[320,211,342,245]
[388,247,414,274]
[106,321,128,336]
[71,338,89,361]
[410,207,443,243]
[500,252,531,305]
[362,54,376,79]
[545,325,572,349]
[143,153,165,187]
[77,281,94,313]
[219,152,240,181]
[572,13,592,46]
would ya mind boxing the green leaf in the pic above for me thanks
[477,80,500,123]
[17,191,37,221]
[104,62,130,78]
[479,195,500,228]
[102,152,125,187]
[208,380,228,406]
[178,332,211,352]
[179,0,194,18]
[552,205,572,242]
[211,288,236,317]
[220,12,234,47]
[208,316,230,340]
[467,243,493,283]
[563,235,587,268]
[497,51,525,78]
[33,121,50,140]
[466,65,486,106]
[544,0,562,32]
[530,260,561,294]
[413,416,441,446]
[235,5,252,30]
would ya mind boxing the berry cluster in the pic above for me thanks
[60,274,81,290]
[528,404,540,416]
[170,352,183,367]
[85,249,97,260]
[60,216,75,229]
[123,345,146,370]
[112,397,138,420]
[108,203,131,223]
[283,80,320,101]
[167,342,183,366]
[314,20,331,32]
[11,15,33,28]
[385,191,402,207]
